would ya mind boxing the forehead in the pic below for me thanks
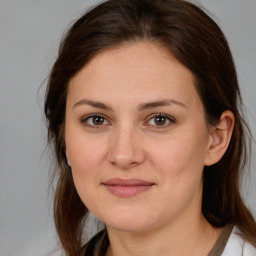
[68,42,200,109]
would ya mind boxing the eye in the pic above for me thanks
[81,114,110,128]
[146,114,175,127]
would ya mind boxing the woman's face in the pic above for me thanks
[65,42,213,232]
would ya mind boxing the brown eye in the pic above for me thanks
[92,116,105,125]
[154,116,167,125]
[147,114,175,128]
[82,114,109,128]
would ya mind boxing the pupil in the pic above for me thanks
[155,116,166,125]
[93,116,104,125]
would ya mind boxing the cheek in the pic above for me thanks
[152,137,207,169]
[66,130,108,171]
[65,130,109,195]
[146,129,209,213]
[146,125,210,183]
[66,137,109,209]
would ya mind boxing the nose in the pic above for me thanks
[107,125,146,169]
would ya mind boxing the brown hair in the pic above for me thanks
[44,0,256,255]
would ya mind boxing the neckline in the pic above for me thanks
[207,224,234,256]
[83,225,234,256]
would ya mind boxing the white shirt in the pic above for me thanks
[222,226,256,256]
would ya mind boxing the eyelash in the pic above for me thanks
[145,113,176,128]
[81,114,110,129]
[81,113,176,129]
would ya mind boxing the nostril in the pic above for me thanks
[109,154,141,169]
[110,160,137,167]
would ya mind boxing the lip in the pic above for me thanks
[102,178,155,197]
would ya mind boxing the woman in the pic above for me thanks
[44,0,256,255]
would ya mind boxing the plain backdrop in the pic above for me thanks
[0,1,255,255]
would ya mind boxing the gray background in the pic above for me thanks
[0,1,255,255]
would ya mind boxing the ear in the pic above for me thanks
[204,110,235,166]
[66,150,71,166]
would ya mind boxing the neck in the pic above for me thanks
[106,214,222,256]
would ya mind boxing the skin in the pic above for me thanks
[65,42,234,256]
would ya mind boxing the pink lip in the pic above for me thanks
[102,178,155,197]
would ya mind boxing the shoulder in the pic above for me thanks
[222,226,256,256]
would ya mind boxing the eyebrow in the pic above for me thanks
[72,98,187,111]
[73,99,113,111]
[137,99,187,111]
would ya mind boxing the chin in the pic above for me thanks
[99,208,155,233]
[107,221,152,233]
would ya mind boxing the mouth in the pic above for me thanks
[102,178,155,197]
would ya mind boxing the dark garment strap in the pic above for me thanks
[81,229,109,256]
[208,224,234,256]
